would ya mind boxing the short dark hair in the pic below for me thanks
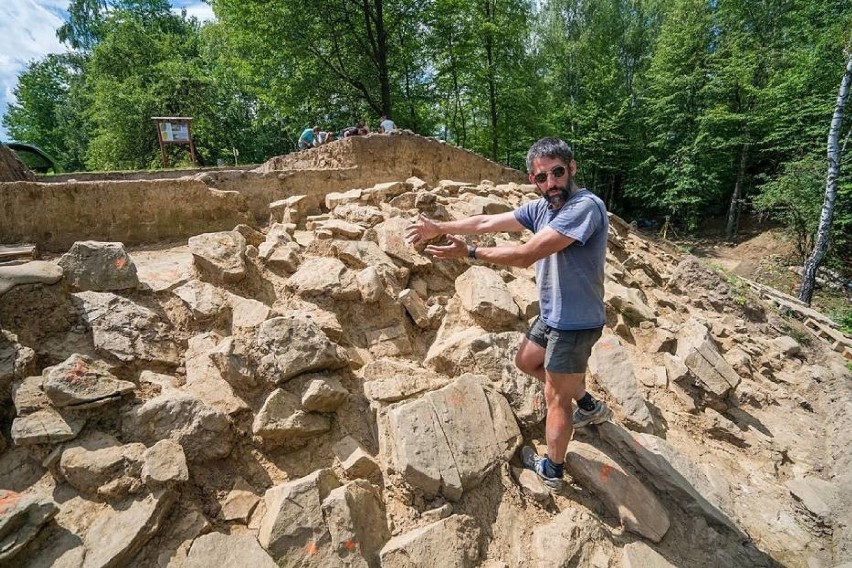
[526,137,573,172]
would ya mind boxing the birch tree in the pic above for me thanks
[798,50,852,305]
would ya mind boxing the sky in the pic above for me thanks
[0,0,215,142]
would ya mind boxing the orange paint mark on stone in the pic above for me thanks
[114,256,127,269]
[65,360,88,384]
[343,539,358,552]
[599,463,613,482]
[306,541,318,556]
[0,490,21,516]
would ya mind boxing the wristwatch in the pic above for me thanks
[468,245,477,260]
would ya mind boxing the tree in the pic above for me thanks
[799,50,852,305]
[2,54,89,171]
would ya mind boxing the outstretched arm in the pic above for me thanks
[425,226,575,268]
[405,211,523,245]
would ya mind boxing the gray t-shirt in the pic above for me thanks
[514,189,608,330]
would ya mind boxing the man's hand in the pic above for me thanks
[405,215,442,245]
[424,235,469,259]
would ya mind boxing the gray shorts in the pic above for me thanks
[526,317,603,374]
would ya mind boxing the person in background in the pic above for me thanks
[343,120,369,138]
[298,126,319,150]
[317,131,336,145]
[379,115,396,133]
[404,136,611,490]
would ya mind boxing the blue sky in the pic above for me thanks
[0,0,215,142]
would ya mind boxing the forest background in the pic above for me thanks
[2,0,851,273]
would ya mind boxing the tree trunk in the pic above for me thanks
[725,143,749,240]
[798,51,852,305]
[483,0,498,160]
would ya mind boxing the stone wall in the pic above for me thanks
[0,179,252,252]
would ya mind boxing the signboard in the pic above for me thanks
[151,116,197,168]
[158,121,190,142]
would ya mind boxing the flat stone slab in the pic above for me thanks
[58,241,139,291]
[565,441,670,543]
[188,231,247,283]
[81,489,177,568]
[0,260,63,295]
[388,374,521,501]
[11,408,85,445]
[0,490,59,562]
[43,353,136,408]
[185,532,277,568]
[379,514,481,567]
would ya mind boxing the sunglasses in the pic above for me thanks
[532,166,567,184]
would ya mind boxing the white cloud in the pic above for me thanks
[174,2,215,23]
[0,0,68,141]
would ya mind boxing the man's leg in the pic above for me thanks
[543,371,586,463]
[515,336,545,381]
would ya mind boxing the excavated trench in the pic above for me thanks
[0,133,850,567]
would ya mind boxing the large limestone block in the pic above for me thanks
[597,423,739,533]
[388,375,521,500]
[331,240,406,280]
[188,230,247,283]
[11,408,85,445]
[605,281,656,324]
[333,436,381,479]
[59,436,146,498]
[0,490,58,563]
[531,509,590,567]
[301,376,348,412]
[252,389,331,448]
[0,260,63,296]
[173,279,229,322]
[565,441,670,543]
[58,241,139,291]
[184,532,277,568]
[0,330,35,390]
[507,276,539,320]
[142,439,189,487]
[379,514,481,567]
[184,339,249,416]
[315,218,365,239]
[253,316,347,384]
[375,217,431,269]
[623,542,677,568]
[455,266,519,327]
[73,291,180,365]
[332,203,385,227]
[321,480,390,566]
[286,257,360,300]
[257,469,341,564]
[81,489,177,568]
[43,354,136,409]
[676,318,741,397]
[588,335,654,432]
[121,393,232,462]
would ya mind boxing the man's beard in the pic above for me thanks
[542,186,572,208]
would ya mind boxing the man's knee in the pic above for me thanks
[515,350,542,376]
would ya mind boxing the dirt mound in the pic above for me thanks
[0,144,850,567]
[0,144,36,182]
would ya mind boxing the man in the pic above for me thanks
[298,126,319,150]
[404,137,611,489]
[379,115,396,133]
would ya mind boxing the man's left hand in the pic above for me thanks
[425,235,469,259]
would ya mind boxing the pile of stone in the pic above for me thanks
[0,175,849,567]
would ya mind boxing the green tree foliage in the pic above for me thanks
[2,54,89,171]
[3,0,850,272]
